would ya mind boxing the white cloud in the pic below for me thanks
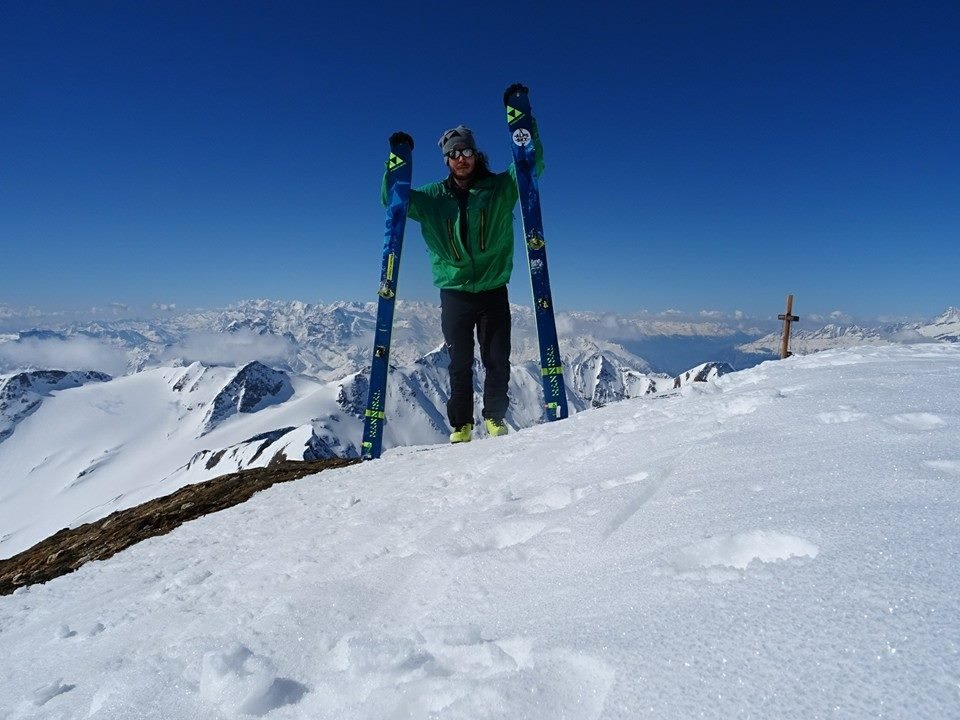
[600,314,622,330]
[161,329,296,367]
[555,314,576,335]
[0,305,45,323]
[83,303,127,318]
[152,303,177,312]
[0,336,130,376]
[699,310,725,319]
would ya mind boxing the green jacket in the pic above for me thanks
[381,124,544,292]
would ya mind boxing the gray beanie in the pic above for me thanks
[438,125,477,155]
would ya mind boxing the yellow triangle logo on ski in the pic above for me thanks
[506,105,524,124]
[387,152,405,171]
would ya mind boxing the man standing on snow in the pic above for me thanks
[385,83,542,444]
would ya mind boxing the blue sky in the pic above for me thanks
[2,1,958,322]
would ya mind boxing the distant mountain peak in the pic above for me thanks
[673,361,735,388]
[200,362,294,436]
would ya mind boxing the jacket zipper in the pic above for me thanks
[446,219,462,261]
[479,208,486,251]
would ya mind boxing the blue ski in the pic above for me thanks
[505,87,569,422]
[360,137,413,459]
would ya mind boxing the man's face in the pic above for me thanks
[446,146,476,181]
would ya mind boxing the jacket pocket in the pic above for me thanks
[446,219,462,261]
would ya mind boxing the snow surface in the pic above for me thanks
[1,345,958,718]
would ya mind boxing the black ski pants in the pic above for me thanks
[440,285,511,428]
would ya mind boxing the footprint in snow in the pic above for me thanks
[924,460,960,475]
[30,678,76,707]
[200,642,307,717]
[715,390,782,422]
[817,409,869,424]
[445,518,549,559]
[883,413,947,432]
[573,471,650,503]
[55,625,78,639]
[520,471,650,515]
[567,429,614,460]
[481,520,547,551]
[321,626,614,719]
[513,471,658,539]
[660,530,819,582]
[521,484,574,513]
[54,622,105,640]
[325,627,500,678]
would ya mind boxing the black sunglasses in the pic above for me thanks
[445,147,476,159]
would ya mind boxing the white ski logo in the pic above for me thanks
[512,128,532,147]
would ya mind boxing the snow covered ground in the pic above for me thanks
[1,345,958,719]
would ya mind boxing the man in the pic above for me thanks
[385,83,543,443]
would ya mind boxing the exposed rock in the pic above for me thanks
[337,371,368,419]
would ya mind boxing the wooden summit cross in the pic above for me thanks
[779,294,799,359]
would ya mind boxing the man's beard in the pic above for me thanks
[450,163,475,186]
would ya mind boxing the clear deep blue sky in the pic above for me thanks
[2,1,958,321]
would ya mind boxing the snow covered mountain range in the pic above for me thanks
[3,300,956,376]
[738,306,960,355]
[0,300,956,559]
[1,300,725,379]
